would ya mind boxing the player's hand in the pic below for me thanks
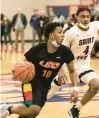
[70,90,78,103]
[58,69,68,86]
[58,75,67,86]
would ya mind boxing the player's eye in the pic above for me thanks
[58,32,62,34]
[81,15,85,18]
[58,30,63,34]
[87,16,90,18]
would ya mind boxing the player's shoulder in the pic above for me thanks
[60,45,74,60]
[60,44,72,52]
[64,25,78,37]
[39,42,47,47]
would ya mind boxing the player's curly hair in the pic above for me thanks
[44,22,61,39]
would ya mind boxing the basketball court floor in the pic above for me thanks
[0,42,99,118]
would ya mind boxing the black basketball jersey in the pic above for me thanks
[24,43,74,88]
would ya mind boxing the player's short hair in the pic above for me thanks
[44,22,61,39]
[76,7,91,16]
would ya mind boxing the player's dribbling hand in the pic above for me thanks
[70,90,78,103]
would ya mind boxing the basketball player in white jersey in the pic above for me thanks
[47,7,99,118]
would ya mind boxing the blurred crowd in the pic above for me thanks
[0,4,99,56]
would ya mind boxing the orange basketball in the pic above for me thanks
[12,61,35,82]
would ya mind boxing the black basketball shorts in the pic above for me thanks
[22,80,49,108]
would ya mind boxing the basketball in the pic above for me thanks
[12,61,35,82]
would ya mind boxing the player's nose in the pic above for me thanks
[61,33,64,38]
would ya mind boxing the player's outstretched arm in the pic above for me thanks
[67,61,78,103]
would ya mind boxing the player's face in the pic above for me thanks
[77,11,91,26]
[53,26,64,45]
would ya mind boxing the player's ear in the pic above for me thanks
[49,33,54,39]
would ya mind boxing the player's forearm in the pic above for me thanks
[69,70,78,87]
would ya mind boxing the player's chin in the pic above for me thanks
[60,39,63,44]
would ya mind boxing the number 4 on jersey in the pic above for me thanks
[83,46,89,55]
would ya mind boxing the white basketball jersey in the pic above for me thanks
[63,23,98,71]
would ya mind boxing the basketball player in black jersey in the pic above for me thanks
[1,22,78,118]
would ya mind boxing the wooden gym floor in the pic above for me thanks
[0,42,99,118]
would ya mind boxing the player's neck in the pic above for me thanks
[77,24,89,31]
[47,41,58,53]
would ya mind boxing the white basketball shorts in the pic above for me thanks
[76,66,97,85]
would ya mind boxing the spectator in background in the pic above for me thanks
[63,14,77,33]
[30,9,40,46]
[53,12,65,27]
[12,7,27,51]
[2,16,13,51]
[1,14,4,21]
[1,13,4,48]
[37,10,49,43]
[48,7,56,22]
[90,13,99,21]
[95,14,99,21]
[89,4,99,21]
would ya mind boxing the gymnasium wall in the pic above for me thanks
[1,0,80,40]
